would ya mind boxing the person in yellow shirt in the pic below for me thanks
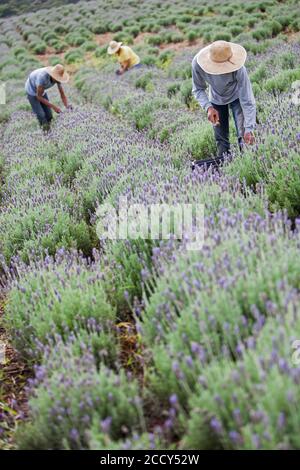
[107,41,141,75]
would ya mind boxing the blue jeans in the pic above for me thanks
[27,93,53,127]
[212,98,244,158]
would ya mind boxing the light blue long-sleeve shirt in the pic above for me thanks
[25,67,55,96]
[192,56,256,132]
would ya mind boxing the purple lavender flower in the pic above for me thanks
[101,417,112,434]
[169,394,178,407]
[210,417,223,435]
[229,430,243,446]
[70,428,80,441]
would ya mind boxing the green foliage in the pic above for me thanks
[113,32,134,45]
[95,46,107,58]
[135,72,153,91]
[229,25,244,36]
[170,122,216,160]
[203,31,212,43]
[131,102,154,130]
[142,55,156,66]
[65,49,84,64]
[252,27,270,40]
[213,31,232,42]
[32,42,47,54]
[54,24,69,34]
[148,34,164,46]
[250,64,267,84]
[183,305,300,449]
[52,41,66,52]
[0,153,5,181]
[89,431,166,450]
[180,14,193,24]
[92,23,108,34]
[0,206,93,263]
[167,83,180,98]
[0,1,78,17]
[17,349,142,449]
[225,129,300,218]
[47,53,61,65]
[264,68,300,93]
[65,33,86,47]
[241,39,271,54]
[81,40,97,52]
[186,30,198,43]
[12,46,27,57]
[166,32,184,43]
[291,18,300,32]
[274,15,293,28]
[0,108,11,124]
[2,0,300,452]
[108,22,123,33]
[265,20,283,35]
[42,31,58,43]
[179,79,194,107]
[126,25,140,37]
[245,3,257,14]
[104,238,153,309]
[280,52,296,69]
[156,50,174,68]
[6,259,116,356]
[265,152,300,218]
[142,217,300,404]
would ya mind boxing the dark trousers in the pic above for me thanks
[27,93,53,127]
[212,98,244,158]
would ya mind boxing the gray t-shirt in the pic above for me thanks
[192,56,256,132]
[25,67,55,96]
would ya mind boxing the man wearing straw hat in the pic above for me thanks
[107,41,141,75]
[25,64,71,130]
[192,40,256,164]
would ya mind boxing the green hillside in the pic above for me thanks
[0,0,84,18]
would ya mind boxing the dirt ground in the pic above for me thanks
[95,31,114,45]
[287,31,300,42]
[159,37,203,52]
[0,298,30,450]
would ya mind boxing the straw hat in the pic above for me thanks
[45,64,70,83]
[197,41,247,75]
[107,40,122,55]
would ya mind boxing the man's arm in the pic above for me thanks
[36,86,61,113]
[192,58,220,124]
[119,59,131,74]
[237,66,256,143]
[57,83,69,108]
[192,58,212,112]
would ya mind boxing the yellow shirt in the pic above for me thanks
[117,46,140,68]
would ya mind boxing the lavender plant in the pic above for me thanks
[140,213,300,404]
[17,341,144,449]
[1,0,300,451]
[182,295,300,450]
[4,250,116,357]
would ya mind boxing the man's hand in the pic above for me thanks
[244,131,255,144]
[207,106,220,126]
[53,106,62,114]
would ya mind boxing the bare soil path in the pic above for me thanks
[0,297,30,449]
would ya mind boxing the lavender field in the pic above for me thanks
[1,0,300,450]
